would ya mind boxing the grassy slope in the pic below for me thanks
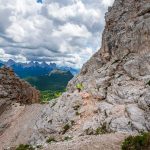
[25,71,73,102]
[25,71,73,91]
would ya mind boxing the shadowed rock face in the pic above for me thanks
[29,0,150,145]
[0,67,40,108]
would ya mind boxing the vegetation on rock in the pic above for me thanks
[15,144,34,150]
[46,137,57,143]
[75,111,80,116]
[76,83,84,92]
[95,127,102,135]
[40,90,63,103]
[64,136,72,141]
[95,124,107,135]
[122,133,150,150]
[62,124,70,134]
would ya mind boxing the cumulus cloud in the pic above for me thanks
[0,49,27,62]
[0,0,114,68]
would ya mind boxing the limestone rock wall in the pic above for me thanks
[9,0,150,146]
[101,0,150,61]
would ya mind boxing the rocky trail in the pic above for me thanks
[0,104,45,150]
[0,102,128,150]
[45,133,128,150]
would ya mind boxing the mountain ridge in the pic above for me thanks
[0,59,79,77]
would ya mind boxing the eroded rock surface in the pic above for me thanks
[0,66,40,106]
[29,0,150,146]
[44,133,128,150]
[0,0,150,149]
[0,104,45,150]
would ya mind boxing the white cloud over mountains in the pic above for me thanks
[0,0,114,68]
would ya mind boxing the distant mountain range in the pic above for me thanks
[0,59,79,78]
[0,59,79,91]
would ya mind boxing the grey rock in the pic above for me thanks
[29,0,150,145]
[1,0,150,148]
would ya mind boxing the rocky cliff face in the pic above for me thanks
[0,0,150,149]
[29,0,150,145]
[0,66,40,111]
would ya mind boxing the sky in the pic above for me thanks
[0,0,114,68]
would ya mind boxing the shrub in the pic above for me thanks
[95,123,107,135]
[122,132,150,150]
[46,137,57,143]
[95,127,101,135]
[16,144,34,150]
[76,83,84,92]
[75,111,80,116]
[54,92,62,98]
[40,90,64,103]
